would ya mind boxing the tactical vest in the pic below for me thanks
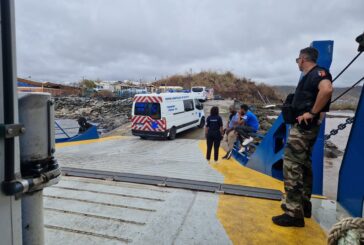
[291,66,332,115]
[281,66,332,125]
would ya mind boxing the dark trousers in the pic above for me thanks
[235,125,256,138]
[206,133,221,161]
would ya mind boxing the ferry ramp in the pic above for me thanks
[47,136,336,244]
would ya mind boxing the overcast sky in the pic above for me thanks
[15,0,364,86]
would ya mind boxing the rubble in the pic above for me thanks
[252,108,344,159]
[54,97,133,132]
[325,140,343,158]
[254,109,279,134]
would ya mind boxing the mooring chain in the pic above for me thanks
[324,117,355,140]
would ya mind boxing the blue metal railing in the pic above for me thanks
[55,121,71,138]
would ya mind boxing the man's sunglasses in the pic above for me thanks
[296,57,307,63]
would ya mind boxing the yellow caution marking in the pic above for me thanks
[312,194,327,199]
[198,140,327,244]
[198,140,283,191]
[56,136,129,149]
[217,195,327,245]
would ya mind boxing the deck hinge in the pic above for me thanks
[0,124,25,139]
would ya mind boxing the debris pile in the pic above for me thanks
[54,97,133,132]
[325,140,343,158]
[255,110,344,158]
[254,109,279,134]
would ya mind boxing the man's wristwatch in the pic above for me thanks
[309,110,319,117]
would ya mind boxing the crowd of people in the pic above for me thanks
[204,103,259,163]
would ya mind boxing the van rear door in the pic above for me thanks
[132,99,165,131]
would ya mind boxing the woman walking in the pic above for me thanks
[205,106,223,163]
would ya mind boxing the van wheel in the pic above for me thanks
[198,117,205,128]
[168,127,177,140]
[140,136,147,140]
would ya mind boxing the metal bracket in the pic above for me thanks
[356,32,364,52]
[0,123,25,139]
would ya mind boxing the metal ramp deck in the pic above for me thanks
[48,136,347,244]
[44,176,231,245]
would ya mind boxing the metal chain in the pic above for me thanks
[325,117,355,140]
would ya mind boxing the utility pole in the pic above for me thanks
[0,1,23,244]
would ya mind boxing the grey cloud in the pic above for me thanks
[15,0,364,86]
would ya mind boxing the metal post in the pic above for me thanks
[2,0,19,184]
[0,0,23,244]
[1,2,61,245]
[22,190,44,245]
[18,92,59,245]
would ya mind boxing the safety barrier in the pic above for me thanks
[337,85,364,217]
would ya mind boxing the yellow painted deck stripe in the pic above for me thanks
[56,136,129,149]
[198,140,327,245]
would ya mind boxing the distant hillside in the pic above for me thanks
[153,71,281,103]
[274,85,362,109]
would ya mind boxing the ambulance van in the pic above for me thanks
[191,86,208,101]
[131,92,205,139]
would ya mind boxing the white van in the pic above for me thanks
[191,86,208,101]
[131,92,205,139]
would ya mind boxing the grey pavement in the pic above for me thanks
[56,137,224,183]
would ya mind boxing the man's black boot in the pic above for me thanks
[272,213,305,227]
[281,201,312,218]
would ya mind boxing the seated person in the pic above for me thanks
[235,104,260,148]
[222,105,239,159]
[78,117,92,134]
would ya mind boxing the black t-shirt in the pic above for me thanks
[206,115,223,132]
[292,66,332,113]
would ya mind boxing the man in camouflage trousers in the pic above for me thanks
[272,47,333,227]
